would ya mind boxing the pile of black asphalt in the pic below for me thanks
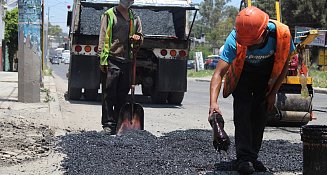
[57,129,302,175]
[79,7,176,36]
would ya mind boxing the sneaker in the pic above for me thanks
[252,160,267,172]
[237,161,255,174]
[103,127,116,135]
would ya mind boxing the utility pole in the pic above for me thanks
[42,0,45,71]
[18,0,42,103]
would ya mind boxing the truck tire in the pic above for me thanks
[141,85,152,96]
[84,89,98,101]
[151,90,168,104]
[68,88,82,100]
[167,92,184,105]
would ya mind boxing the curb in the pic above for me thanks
[193,78,327,94]
[44,75,66,136]
[313,87,327,94]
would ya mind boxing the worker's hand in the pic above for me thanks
[100,65,108,73]
[266,92,276,111]
[209,102,222,121]
[131,34,141,41]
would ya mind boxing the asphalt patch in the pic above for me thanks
[57,130,303,174]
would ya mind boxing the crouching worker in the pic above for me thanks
[209,6,295,174]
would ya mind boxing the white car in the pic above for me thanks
[64,58,70,64]
[62,52,70,64]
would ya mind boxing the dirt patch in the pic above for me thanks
[0,120,55,166]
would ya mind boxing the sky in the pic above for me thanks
[45,0,239,33]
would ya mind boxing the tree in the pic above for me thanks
[195,0,237,48]
[252,0,326,31]
[282,0,326,29]
[4,7,18,72]
[48,23,62,36]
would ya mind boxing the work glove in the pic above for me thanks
[209,112,230,152]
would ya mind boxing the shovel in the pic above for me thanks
[116,46,144,135]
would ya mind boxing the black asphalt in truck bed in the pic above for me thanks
[57,130,302,174]
[80,7,176,36]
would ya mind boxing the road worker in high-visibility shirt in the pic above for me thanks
[98,0,143,135]
[209,6,295,174]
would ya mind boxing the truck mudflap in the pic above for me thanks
[69,55,100,89]
[267,93,313,126]
[156,58,187,92]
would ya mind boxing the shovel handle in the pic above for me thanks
[131,48,139,100]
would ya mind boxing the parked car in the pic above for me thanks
[208,58,219,69]
[61,50,70,63]
[187,60,195,69]
[204,55,219,69]
[51,57,60,65]
[64,58,70,64]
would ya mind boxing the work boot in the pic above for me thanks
[252,160,267,172]
[237,161,255,174]
[103,127,116,135]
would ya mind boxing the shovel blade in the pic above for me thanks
[116,103,144,135]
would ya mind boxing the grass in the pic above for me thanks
[309,69,327,88]
[41,88,55,103]
[43,67,53,76]
[187,69,214,78]
[187,68,327,88]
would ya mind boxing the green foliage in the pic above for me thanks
[43,66,53,76]
[309,69,327,88]
[41,88,55,103]
[252,0,326,30]
[4,7,18,71]
[190,45,213,60]
[48,23,63,37]
[187,69,215,77]
[282,0,326,29]
[194,0,238,48]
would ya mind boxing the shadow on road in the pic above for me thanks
[63,93,183,108]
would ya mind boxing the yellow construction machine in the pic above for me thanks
[240,0,320,126]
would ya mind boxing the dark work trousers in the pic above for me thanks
[101,59,131,129]
[232,63,272,163]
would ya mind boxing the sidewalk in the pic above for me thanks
[0,72,64,132]
[192,76,327,94]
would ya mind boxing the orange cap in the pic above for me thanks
[235,6,269,46]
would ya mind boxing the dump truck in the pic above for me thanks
[240,0,317,126]
[66,0,198,104]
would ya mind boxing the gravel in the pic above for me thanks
[134,9,175,36]
[79,7,176,36]
[57,129,303,174]
[80,7,106,35]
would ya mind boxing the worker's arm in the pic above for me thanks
[98,14,109,73]
[131,16,143,47]
[98,14,108,59]
[209,59,230,119]
[266,57,290,111]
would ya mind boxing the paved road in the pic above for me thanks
[50,62,326,128]
[50,61,326,139]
